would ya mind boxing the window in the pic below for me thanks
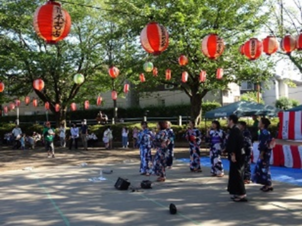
[241,81,253,90]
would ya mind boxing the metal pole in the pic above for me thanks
[46,110,49,121]
[16,107,19,125]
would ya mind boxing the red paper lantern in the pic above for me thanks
[124,84,130,93]
[262,36,279,55]
[182,71,188,83]
[84,100,89,110]
[152,67,158,77]
[139,73,146,83]
[25,96,30,105]
[0,82,5,92]
[9,103,15,110]
[140,21,169,55]
[216,68,223,80]
[165,69,171,80]
[178,55,188,66]
[199,71,206,82]
[3,106,8,114]
[70,102,77,111]
[111,91,117,100]
[243,38,263,60]
[33,0,71,44]
[33,99,38,107]
[45,102,50,110]
[15,100,21,107]
[96,96,102,106]
[33,79,45,91]
[281,35,296,53]
[55,104,60,112]
[108,66,120,79]
[297,33,302,50]
[201,34,225,59]
[239,44,245,55]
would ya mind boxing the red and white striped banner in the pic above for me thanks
[278,111,302,140]
[252,142,302,169]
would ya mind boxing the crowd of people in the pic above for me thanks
[5,115,275,201]
[136,115,274,202]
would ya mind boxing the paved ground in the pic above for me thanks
[0,153,302,226]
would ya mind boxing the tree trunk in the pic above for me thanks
[54,108,67,127]
[190,93,202,126]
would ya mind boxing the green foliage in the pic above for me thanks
[240,92,264,104]
[275,97,300,110]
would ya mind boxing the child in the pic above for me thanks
[20,134,26,150]
[122,127,129,148]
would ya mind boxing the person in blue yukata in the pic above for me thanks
[238,121,253,184]
[166,121,175,169]
[151,121,170,182]
[207,120,225,177]
[185,120,202,173]
[252,118,274,192]
[138,121,153,176]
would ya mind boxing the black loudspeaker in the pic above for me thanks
[114,177,130,190]
[141,180,152,189]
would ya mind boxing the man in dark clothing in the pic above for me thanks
[226,115,247,202]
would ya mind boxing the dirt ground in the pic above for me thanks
[0,139,299,173]
[0,145,197,172]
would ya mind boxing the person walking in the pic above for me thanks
[185,120,202,172]
[122,127,129,148]
[69,123,79,150]
[207,120,225,177]
[103,126,112,149]
[80,119,88,150]
[12,124,22,149]
[138,121,153,175]
[43,121,55,158]
[151,121,170,182]
[166,121,175,169]
[252,118,274,192]
[238,121,253,184]
[59,123,66,147]
[226,115,247,202]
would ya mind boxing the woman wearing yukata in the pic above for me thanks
[252,118,274,192]
[166,121,175,169]
[207,120,225,177]
[151,121,170,182]
[138,121,153,175]
[185,120,202,173]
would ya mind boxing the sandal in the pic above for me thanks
[262,187,273,192]
[232,197,248,202]
[156,177,166,182]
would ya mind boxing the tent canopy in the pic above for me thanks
[204,101,278,119]
[286,105,302,112]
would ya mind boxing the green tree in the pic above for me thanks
[275,97,300,110]
[0,0,138,125]
[240,92,264,104]
[108,0,275,125]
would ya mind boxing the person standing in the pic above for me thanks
[43,121,55,158]
[252,118,274,192]
[103,126,112,149]
[166,121,175,169]
[132,126,138,148]
[69,123,79,150]
[122,127,129,148]
[226,115,247,202]
[80,119,88,150]
[138,121,153,175]
[59,123,66,148]
[12,124,22,149]
[185,120,202,172]
[151,121,170,182]
[238,121,253,184]
[207,120,225,177]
